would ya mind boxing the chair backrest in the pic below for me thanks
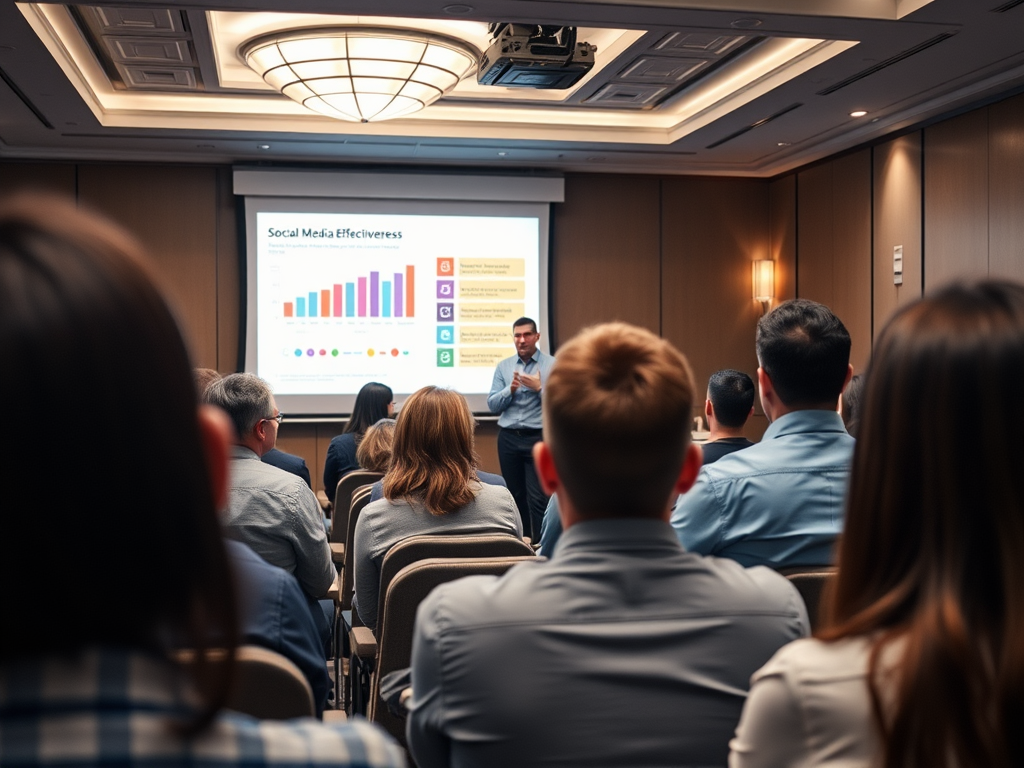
[370,556,536,742]
[375,534,535,629]
[177,645,315,720]
[339,484,378,611]
[778,565,837,632]
[331,470,383,543]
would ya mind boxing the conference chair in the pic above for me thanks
[362,555,537,745]
[329,470,384,563]
[177,645,316,720]
[332,483,379,709]
[349,534,536,717]
[778,565,837,632]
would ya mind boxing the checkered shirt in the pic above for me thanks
[0,648,405,768]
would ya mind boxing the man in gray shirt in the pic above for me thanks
[408,322,809,768]
[204,374,336,644]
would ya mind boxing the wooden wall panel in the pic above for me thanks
[274,422,320,490]
[661,176,769,439]
[215,167,240,371]
[830,150,872,374]
[924,108,989,289]
[769,174,797,304]
[550,174,661,347]
[796,162,835,304]
[989,93,1024,282]
[77,164,221,367]
[0,162,76,198]
[873,132,923,335]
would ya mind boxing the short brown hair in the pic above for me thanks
[194,367,222,397]
[544,322,695,518]
[356,418,397,472]
[382,387,478,515]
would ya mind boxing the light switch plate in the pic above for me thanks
[894,245,904,286]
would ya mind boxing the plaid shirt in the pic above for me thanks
[0,648,405,767]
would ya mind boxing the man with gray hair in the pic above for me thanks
[204,374,336,642]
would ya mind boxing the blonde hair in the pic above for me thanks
[544,322,695,518]
[356,418,396,472]
[382,387,478,515]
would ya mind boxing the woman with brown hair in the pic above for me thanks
[353,386,522,631]
[0,194,403,767]
[730,279,1024,768]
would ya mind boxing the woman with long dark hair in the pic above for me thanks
[352,386,522,631]
[731,280,1024,768]
[323,381,393,496]
[0,194,403,767]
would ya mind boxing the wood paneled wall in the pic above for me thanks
[795,150,873,374]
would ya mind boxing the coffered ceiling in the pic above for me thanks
[1,0,1023,175]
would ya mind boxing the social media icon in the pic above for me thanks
[436,280,454,298]
[437,257,454,275]
[437,326,454,344]
[436,303,454,321]
[437,348,454,367]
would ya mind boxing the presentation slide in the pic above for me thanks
[255,210,541,407]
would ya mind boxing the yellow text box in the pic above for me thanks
[458,347,509,368]
[459,326,510,345]
[458,258,526,277]
[459,280,526,300]
[458,303,523,322]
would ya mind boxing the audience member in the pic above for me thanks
[353,387,521,632]
[227,539,331,716]
[195,367,312,487]
[363,416,507,502]
[0,194,404,766]
[195,369,329,712]
[731,280,1024,768]
[355,417,397,472]
[671,299,854,567]
[323,382,393,498]
[204,373,336,645]
[701,368,756,464]
[408,322,808,768]
[840,372,864,437]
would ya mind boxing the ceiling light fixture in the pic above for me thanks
[850,109,868,117]
[241,27,479,123]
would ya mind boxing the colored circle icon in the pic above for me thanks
[294,349,302,357]
[367,348,375,357]
[331,349,339,357]
[306,348,314,357]
[319,349,326,356]
[391,348,399,357]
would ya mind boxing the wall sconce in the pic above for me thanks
[752,259,775,315]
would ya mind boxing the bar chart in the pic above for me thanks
[283,265,416,319]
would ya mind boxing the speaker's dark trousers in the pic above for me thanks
[497,426,548,541]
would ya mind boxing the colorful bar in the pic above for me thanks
[345,283,355,317]
[406,265,415,317]
[357,277,367,317]
[308,291,318,318]
[333,284,343,317]
[284,302,294,318]
[296,297,306,317]
[394,273,403,318]
[370,272,380,317]
[320,289,330,318]
[382,282,392,318]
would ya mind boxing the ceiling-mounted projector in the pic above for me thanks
[478,24,597,89]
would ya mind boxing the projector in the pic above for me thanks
[478,24,597,90]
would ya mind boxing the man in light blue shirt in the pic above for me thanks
[671,299,855,568]
[487,316,555,539]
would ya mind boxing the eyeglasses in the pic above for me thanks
[513,333,538,340]
[263,412,283,424]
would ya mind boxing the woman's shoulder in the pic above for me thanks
[329,432,357,448]
[755,635,874,686]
